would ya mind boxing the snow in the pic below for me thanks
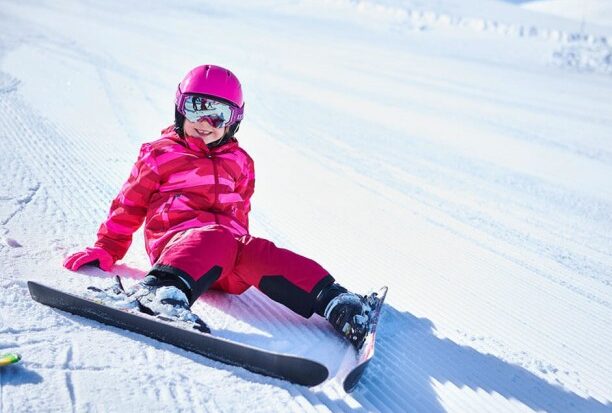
[1,0,611,411]
[523,0,612,27]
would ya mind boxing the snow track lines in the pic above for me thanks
[2,0,612,412]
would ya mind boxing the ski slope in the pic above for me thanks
[1,0,611,411]
[523,0,612,27]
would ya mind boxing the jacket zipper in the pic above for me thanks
[210,154,220,224]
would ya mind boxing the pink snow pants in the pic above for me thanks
[151,225,334,318]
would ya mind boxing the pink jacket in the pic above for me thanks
[94,126,255,263]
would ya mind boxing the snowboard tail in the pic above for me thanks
[28,281,328,387]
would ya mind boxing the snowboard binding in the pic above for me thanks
[88,275,210,333]
[324,291,380,350]
[87,275,138,310]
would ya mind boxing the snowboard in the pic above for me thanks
[342,286,388,392]
[0,353,21,367]
[27,281,328,387]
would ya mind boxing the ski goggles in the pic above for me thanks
[177,94,244,128]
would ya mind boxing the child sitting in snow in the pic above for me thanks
[63,65,371,348]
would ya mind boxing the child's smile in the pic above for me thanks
[194,127,213,137]
[184,119,226,144]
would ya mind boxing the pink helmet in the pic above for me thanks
[174,65,244,142]
[175,64,244,108]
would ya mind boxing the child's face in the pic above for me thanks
[183,119,226,144]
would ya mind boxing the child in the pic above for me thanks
[63,65,371,348]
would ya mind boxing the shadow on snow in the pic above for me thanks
[349,306,610,413]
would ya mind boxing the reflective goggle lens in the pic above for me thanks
[182,95,235,128]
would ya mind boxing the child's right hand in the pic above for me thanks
[63,247,115,272]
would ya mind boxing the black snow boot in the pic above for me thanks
[315,283,372,349]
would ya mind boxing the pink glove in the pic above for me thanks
[63,247,115,272]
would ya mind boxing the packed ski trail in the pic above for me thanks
[1,0,611,412]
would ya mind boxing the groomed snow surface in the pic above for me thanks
[1,0,611,412]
